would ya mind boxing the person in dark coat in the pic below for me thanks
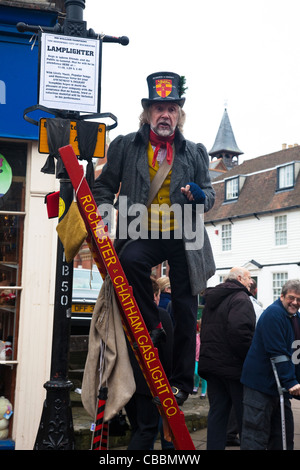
[157,276,172,310]
[93,71,215,404]
[240,280,300,450]
[197,267,256,450]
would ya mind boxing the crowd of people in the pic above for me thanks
[197,271,300,450]
[145,270,300,451]
[108,266,300,450]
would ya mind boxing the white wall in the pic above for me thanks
[13,142,59,450]
[205,208,300,309]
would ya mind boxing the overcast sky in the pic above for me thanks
[83,0,300,162]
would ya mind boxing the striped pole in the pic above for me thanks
[92,387,108,450]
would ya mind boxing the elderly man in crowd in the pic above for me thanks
[241,279,300,450]
[198,267,256,449]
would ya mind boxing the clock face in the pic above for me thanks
[0,154,12,198]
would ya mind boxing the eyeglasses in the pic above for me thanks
[286,294,300,304]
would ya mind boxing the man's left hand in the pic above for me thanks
[181,183,206,203]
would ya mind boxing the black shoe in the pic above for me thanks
[171,386,189,406]
[149,327,166,347]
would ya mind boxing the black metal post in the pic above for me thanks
[34,180,75,450]
[34,0,87,450]
[16,0,127,449]
[65,0,85,19]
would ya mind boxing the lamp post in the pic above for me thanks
[34,0,86,450]
[34,178,75,450]
[17,0,128,449]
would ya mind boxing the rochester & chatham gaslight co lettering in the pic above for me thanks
[80,193,178,418]
[80,194,116,266]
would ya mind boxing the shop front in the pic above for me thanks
[0,2,61,449]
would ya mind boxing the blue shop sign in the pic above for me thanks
[0,7,58,140]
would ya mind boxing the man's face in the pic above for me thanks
[154,291,160,306]
[149,102,180,137]
[280,290,300,315]
[239,270,253,291]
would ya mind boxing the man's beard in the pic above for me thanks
[151,122,175,137]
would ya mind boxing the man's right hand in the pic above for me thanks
[289,384,300,396]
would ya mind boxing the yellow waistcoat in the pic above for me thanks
[147,142,175,232]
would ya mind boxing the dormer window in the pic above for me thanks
[224,175,246,201]
[277,162,300,191]
[278,163,294,189]
[225,177,238,200]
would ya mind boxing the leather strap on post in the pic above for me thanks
[23,104,118,130]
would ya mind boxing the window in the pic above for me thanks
[161,261,168,277]
[225,178,239,200]
[224,175,246,201]
[275,215,287,245]
[272,272,288,301]
[0,142,26,363]
[222,224,232,251]
[0,142,26,433]
[277,163,294,190]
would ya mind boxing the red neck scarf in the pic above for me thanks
[149,129,175,168]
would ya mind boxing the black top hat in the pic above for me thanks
[141,72,186,108]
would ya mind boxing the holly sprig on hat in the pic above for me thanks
[179,76,188,97]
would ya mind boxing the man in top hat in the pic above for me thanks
[92,71,215,405]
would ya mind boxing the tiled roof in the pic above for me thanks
[210,158,227,171]
[209,158,227,180]
[205,146,300,223]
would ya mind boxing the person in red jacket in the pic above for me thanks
[197,267,256,450]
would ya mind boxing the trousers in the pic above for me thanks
[120,236,198,393]
[206,375,244,450]
[125,393,159,450]
[241,386,294,450]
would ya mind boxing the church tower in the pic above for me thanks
[209,108,243,169]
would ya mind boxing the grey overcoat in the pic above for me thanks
[93,124,216,294]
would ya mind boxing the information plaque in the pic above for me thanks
[38,33,100,113]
